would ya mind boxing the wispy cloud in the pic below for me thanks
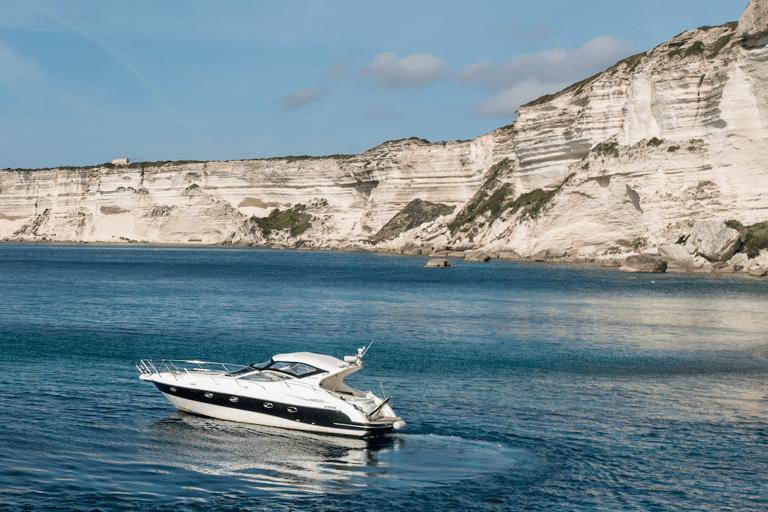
[457,36,635,118]
[365,105,401,120]
[279,87,327,109]
[20,1,172,113]
[359,52,448,88]
[473,81,559,118]
[0,38,92,113]
[0,40,43,88]
[499,20,560,44]
[324,60,349,80]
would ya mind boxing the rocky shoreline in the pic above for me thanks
[5,225,768,279]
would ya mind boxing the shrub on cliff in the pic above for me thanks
[707,34,733,58]
[447,159,513,232]
[742,222,768,258]
[745,231,768,258]
[504,174,575,220]
[255,204,312,237]
[371,199,455,244]
[593,142,619,158]
[685,41,706,57]
[448,164,574,233]
[647,137,663,147]
[726,220,768,258]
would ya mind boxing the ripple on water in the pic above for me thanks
[133,414,537,497]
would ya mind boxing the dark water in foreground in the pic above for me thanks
[1,243,767,511]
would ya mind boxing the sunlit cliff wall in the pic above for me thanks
[2,1,767,259]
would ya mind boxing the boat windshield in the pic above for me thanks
[226,366,256,377]
[250,360,272,370]
[226,360,271,377]
[267,361,323,378]
[226,360,323,379]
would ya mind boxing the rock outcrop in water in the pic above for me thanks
[620,254,668,274]
[2,1,768,274]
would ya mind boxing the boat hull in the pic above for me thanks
[152,381,396,438]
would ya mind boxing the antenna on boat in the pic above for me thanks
[360,339,375,358]
[345,340,375,364]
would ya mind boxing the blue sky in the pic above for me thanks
[1,0,747,169]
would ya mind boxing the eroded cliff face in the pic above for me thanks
[399,0,768,259]
[0,131,515,247]
[2,1,767,259]
[505,12,768,258]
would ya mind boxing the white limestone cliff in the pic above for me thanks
[483,10,768,257]
[434,0,768,260]
[2,0,768,267]
[0,131,514,247]
[737,0,768,41]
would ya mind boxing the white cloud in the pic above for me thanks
[359,52,448,88]
[458,36,636,118]
[365,106,401,120]
[279,87,327,109]
[474,80,570,118]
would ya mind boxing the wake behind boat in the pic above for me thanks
[137,345,405,437]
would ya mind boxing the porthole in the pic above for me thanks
[287,406,298,413]
[263,402,273,409]
[229,396,239,403]
[204,392,213,398]
[169,387,176,392]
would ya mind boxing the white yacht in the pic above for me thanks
[137,346,405,437]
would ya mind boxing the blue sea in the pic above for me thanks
[1,243,767,511]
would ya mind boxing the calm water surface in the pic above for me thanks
[0,243,767,511]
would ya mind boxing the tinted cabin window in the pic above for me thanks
[270,362,321,378]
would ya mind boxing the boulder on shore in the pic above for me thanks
[425,258,451,268]
[620,254,668,273]
[685,221,743,262]
[659,243,695,268]
[498,251,520,260]
[727,252,749,268]
[755,249,768,268]
[464,250,491,262]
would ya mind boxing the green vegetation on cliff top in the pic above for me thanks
[523,20,737,110]
[707,34,733,58]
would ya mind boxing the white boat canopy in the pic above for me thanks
[271,352,351,372]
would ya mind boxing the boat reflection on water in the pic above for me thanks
[146,411,403,495]
[144,410,528,496]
